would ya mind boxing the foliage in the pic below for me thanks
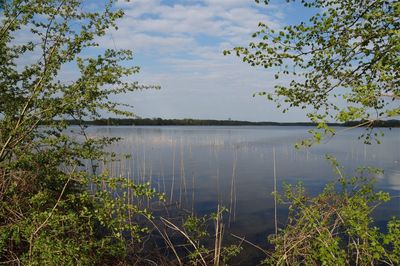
[227,0,400,145]
[159,206,242,266]
[225,1,400,264]
[264,158,400,265]
[0,0,161,264]
[183,215,209,242]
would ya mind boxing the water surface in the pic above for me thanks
[84,126,400,251]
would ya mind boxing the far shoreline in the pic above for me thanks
[59,118,400,128]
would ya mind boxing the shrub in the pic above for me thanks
[265,158,400,265]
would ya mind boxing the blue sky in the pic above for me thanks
[97,0,314,122]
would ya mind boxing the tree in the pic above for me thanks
[226,1,400,264]
[0,0,160,264]
[227,0,399,145]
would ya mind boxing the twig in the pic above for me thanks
[28,166,76,262]
[160,217,207,266]
[273,146,278,235]
[230,233,270,256]
[142,215,183,266]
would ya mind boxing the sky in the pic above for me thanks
[97,0,315,121]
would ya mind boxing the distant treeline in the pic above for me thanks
[62,118,400,127]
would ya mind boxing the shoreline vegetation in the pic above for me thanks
[2,0,399,264]
[61,118,400,128]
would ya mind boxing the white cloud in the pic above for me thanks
[99,0,307,121]
[106,0,282,51]
[101,31,195,53]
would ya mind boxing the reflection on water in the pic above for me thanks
[83,126,400,245]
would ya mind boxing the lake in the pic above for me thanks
[83,125,400,259]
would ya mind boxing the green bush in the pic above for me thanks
[0,0,161,264]
[265,159,400,265]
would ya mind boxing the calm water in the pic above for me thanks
[84,126,400,252]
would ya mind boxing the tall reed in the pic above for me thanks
[228,149,238,226]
